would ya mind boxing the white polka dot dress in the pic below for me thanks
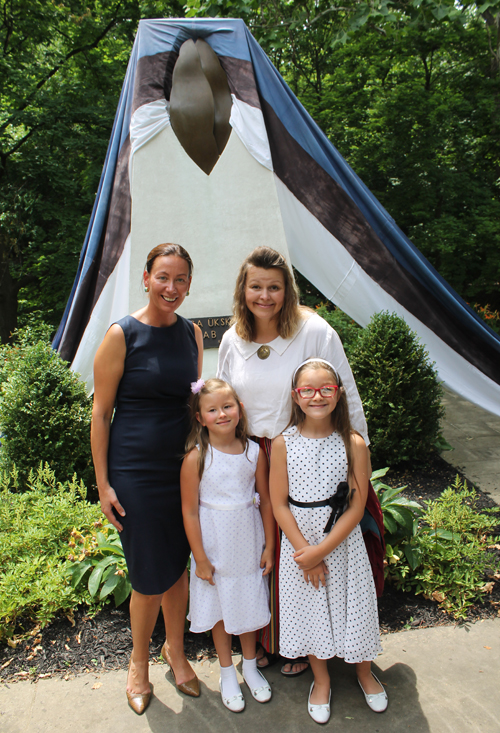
[188,440,270,635]
[279,428,382,663]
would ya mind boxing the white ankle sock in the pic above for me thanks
[220,664,241,699]
[242,656,267,689]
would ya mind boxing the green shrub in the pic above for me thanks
[316,305,361,361]
[0,326,94,490]
[67,523,132,608]
[0,464,102,639]
[387,477,500,619]
[350,311,444,467]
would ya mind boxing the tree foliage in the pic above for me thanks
[0,0,184,343]
[1,0,499,340]
[187,0,500,309]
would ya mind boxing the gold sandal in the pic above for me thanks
[161,643,200,697]
[126,655,152,715]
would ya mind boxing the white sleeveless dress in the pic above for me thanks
[188,440,271,635]
[279,428,382,663]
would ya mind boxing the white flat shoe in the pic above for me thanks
[243,668,272,703]
[308,681,331,724]
[358,673,388,713]
[219,678,245,713]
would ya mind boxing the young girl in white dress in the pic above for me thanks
[270,359,387,724]
[181,378,275,713]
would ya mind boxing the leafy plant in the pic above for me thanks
[350,311,444,468]
[0,464,101,640]
[371,467,423,571]
[387,477,500,619]
[67,523,132,608]
[0,326,95,493]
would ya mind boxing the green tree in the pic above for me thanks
[187,0,500,308]
[0,0,184,343]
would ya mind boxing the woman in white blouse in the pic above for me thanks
[217,246,368,674]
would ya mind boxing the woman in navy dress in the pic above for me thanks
[91,244,203,714]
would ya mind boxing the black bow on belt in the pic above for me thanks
[288,481,351,533]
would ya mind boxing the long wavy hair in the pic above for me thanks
[232,247,304,342]
[288,359,356,494]
[185,378,250,479]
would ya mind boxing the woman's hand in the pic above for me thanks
[293,544,324,571]
[98,483,126,532]
[303,561,329,589]
[260,545,275,576]
[195,558,215,585]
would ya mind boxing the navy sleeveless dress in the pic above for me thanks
[108,315,198,595]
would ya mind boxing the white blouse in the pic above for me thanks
[217,313,368,442]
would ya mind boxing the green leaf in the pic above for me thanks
[383,514,398,534]
[385,506,414,532]
[404,544,421,570]
[99,572,121,600]
[371,468,390,480]
[88,566,105,597]
[93,556,120,572]
[114,577,132,607]
[381,486,407,503]
[95,544,124,556]
[68,560,92,588]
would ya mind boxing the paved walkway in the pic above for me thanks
[440,387,500,504]
[1,387,499,732]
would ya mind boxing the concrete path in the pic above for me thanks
[440,387,500,504]
[1,620,499,733]
[1,388,499,733]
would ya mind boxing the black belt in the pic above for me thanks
[288,482,351,534]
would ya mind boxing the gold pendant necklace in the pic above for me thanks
[257,345,271,360]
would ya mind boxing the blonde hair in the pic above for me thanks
[185,378,249,479]
[232,247,304,341]
[288,359,356,493]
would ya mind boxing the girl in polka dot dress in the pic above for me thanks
[181,378,275,713]
[270,359,387,724]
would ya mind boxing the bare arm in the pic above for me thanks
[180,450,215,585]
[270,436,329,589]
[193,323,203,378]
[91,324,126,531]
[255,448,275,576]
[293,433,370,571]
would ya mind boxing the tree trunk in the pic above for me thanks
[0,231,19,343]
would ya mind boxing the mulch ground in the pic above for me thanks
[1,454,499,684]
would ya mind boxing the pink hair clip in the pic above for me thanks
[191,378,205,394]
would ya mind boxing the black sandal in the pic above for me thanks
[256,643,279,669]
[280,657,310,677]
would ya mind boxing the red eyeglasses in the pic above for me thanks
[293,385,339,399]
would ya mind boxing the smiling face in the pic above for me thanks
[292,367,340,422]
[196,388,241,437]
[144,255,191,316]
[244,266,285,325]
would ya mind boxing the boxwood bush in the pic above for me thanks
[0,326,94,491]
[349,311,444,467]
